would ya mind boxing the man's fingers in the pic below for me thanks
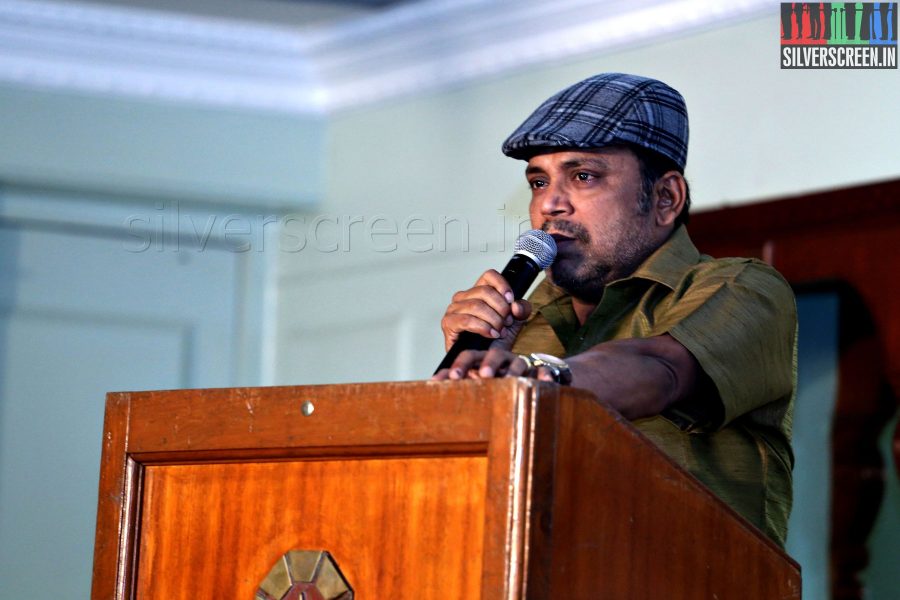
[535,367,556,382]
[440,269,520,350]
[510,299,532,321]
[447,350,486,380]
[435,350,552,384]
[450,285,511,321]
[441,314,502,350]
[477,348,518,378]
[474,269,515,303]
[488,317,528,352]
[506,355,532,377]
[431,368,451,381]
[445,299,507,335]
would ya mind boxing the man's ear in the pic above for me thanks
[652,172,687,227]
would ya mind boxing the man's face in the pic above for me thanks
[526,148,658,302]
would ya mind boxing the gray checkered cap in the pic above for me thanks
[502,73,689,170]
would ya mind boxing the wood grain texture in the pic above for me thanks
[525,388,801,600]
[91,393,139,600]
[92,379,800,599]
[137,457,486,598]
[126,381,495,456]
[92,380,522,599]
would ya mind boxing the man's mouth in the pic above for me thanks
[550,233,575,245]
[542,220,588,245]
[544,229,583,250]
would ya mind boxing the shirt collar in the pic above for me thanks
[624,225,700,290]
[528,225,700,310]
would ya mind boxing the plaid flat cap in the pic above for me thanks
[502,73,689,171]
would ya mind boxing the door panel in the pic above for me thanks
[0,208,250,595]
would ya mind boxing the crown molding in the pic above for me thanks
[0,0,772,114]
[0,0,325,112]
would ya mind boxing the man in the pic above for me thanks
[432,73,797,547]
[860,3,875,40]
[795,2,805,39]
[809,3,822,39]
[846,2,858,39]
[781,2,794,39]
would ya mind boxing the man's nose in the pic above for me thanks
[540,183,573,218]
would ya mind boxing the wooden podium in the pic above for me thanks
[91,379,800,599]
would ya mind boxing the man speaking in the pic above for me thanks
[432,73,797,546]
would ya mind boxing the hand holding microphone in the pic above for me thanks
[435,230,556,374]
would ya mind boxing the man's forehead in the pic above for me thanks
[525,148,634,171]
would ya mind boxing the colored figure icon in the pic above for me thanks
[782,3,794,39]
[860,3,874,40]
[809,3,822,39]
[795,2,806,38]
[880,2,897,40]
[845,2,858,39]
[823,3,833,39]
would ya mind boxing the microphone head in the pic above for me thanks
[514,229,557,269]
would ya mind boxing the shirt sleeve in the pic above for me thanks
[660,260,797,428]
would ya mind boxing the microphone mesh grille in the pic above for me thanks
[514,230,557,269]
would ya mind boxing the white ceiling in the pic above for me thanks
[0,0,772,114]
[80,0,387,29]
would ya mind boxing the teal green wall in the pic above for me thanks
[788,293,840,600]
[862,412,900,599]
[0,85,325,207]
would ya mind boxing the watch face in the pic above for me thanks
[531,353,567,367]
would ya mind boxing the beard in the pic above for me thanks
[542,212,657,304]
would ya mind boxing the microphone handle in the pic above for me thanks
[434,254,542,374]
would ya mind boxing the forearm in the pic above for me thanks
[567,335,701,420]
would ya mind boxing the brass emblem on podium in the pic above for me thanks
[256,550,353,600]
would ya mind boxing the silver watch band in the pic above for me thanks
[520,352,572,385]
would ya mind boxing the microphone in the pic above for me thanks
[434,229,557,374]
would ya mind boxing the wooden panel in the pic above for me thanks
[94,380,527,599]
[480,376,544,599]
[526,388,801,599]
[126,381,496,456]
[93,379,801,599]
[91,393,134,600]
[136,457,486,598]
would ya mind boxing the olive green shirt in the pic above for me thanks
[511,225,797,546]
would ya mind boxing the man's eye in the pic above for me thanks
[529,179,547,189]
[576,172,596,182]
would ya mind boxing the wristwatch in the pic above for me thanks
[520,352,573,385]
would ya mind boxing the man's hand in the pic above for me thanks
[440,269,532,352]
[431,348,565,383]
[432,334,716,424]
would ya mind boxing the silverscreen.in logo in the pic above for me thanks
[781,3,897,69]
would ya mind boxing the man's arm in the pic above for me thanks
[432,334,710,422]
[567,334,706,420]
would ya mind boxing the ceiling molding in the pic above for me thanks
[0,0,324,112]
[0,0,772,114]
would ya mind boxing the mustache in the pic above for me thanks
[541,219,591,243]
